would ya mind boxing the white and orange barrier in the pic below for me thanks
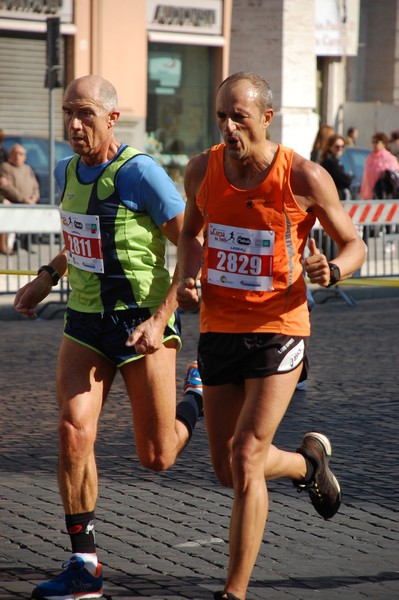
[312,199,399,288]
[344,199,399,226]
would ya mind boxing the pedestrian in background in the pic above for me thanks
[0,143,40,254]
[0,143,40,205]
[177,71,366,600]
[387,129,399,160]
[360,132,399,199]
[310,123,334,163]
[346,126,359,146]
[14,75,203,600]
[320,134,354,200]
[0,128,8,164]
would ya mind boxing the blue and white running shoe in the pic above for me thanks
[183,361,203,396]
[31,556,103,600]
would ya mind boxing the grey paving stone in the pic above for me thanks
[1,296,399,599]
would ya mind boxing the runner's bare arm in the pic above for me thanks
[291,154,366,286]
[177,152,208,311]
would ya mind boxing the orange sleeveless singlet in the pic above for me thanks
[196,143,316,335]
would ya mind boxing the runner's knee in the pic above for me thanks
[58,418,97,459]
[137,446,177,472]
[230,439,266,492]
[211,453,234,488]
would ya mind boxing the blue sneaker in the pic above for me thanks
[183,361,203,396]
[31,556,103,599]
[295,380,308,391]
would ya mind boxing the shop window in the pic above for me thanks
[146,42,215,184]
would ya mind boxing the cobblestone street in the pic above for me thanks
[1,295,399,599]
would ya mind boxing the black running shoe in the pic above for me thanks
[292,432,341,520]
[214,592,241,600]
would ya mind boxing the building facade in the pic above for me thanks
[1,0,399,168]
[0,0,232,182]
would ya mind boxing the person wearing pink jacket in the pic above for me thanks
[360,132,399,199]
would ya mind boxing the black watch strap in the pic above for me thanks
[327,263,341,287]
[37,265,61,286]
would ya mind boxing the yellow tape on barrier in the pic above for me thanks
[337,278,399,287]
[0,270,37,276]
[1,271,398,287]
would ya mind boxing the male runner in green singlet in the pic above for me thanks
[14,75,202,600]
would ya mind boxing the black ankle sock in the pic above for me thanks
[65,511,96,554]
[176,392,202,438]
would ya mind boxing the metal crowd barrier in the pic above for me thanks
[1,200,398,309]
[311,199,399,305]
[0,204,177,312]
[0,205,67,317]
[312,199,399,276]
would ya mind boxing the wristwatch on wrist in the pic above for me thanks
[37,265,61,286]
[327,263,341,287]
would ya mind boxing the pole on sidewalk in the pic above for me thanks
[45,17,62,206]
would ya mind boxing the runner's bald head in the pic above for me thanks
[64,75,118,112]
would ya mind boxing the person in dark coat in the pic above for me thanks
[320,134,354,200]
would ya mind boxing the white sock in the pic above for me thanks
[71,553,98,574]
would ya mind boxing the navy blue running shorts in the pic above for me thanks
[198,332,309,386]
[64,307,182,368]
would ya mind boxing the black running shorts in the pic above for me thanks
[64,306,182,368]
[198,332,309,386]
